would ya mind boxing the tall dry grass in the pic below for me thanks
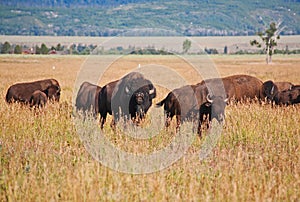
[0,54,299,201]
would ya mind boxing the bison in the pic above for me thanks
[273,85,300,105]
[262,80,294,102]
[156,81,228,136]
[75,81,102,116]
[29,90,48,108]
[6,78,60,104]
[98,72,156,129]
[201,74,263,102]
[156,84,199,130]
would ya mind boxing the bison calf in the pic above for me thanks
[30,90,48,108]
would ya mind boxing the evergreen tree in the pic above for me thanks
[1,41,11,54]
[40,43,49,54]
[14,45,22,54]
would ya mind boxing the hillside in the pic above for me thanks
[1,0,300,36]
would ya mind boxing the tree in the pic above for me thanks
[40,43,49,54]
[56,43,64,51]
[1,41,11,54]
[14,45,22,54]
[183,39,192,54]
[250,22,282,64]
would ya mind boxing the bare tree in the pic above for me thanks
[250,22,284,64]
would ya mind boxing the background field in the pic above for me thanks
[0,54,299,201]
[2,35,300,54]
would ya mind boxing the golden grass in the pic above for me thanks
[0,54,300,201]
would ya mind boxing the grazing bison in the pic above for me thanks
[156,85,199,130]
[201,74,263,102]
[98,72,156,129]
[30,90,48,108]
[262,80,294,102]
[6,78,60,103]
[195,84,228,136]
[273,85,300,105]
[156,81,228,136]
[275,82,294,91]
[75,82,102,116]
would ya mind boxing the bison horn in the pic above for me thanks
[206,94,213,103]
[270,86,274,95]
[125,86,130,94]
[224,97,229,103]
[149,88,155,95]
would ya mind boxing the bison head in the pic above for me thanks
[262,80,278,102]
[127,82,156,121]
[205,94,228,123]
[44,85,61,102]
[111,72,156,124]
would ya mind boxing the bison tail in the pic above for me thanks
[155,98,166,107]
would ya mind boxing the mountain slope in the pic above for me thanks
[1,0,300,36]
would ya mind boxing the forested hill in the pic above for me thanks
[1,0,300,36]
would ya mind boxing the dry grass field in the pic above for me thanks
[0,54,300,201]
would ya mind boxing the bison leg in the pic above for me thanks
[110,118,116,131]
[198,112,206,137]
[197,118,203,137]
[165,113,171,128]
[175,115,181,132]
[100,112,107,129]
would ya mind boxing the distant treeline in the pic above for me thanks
[1,1,300,36]
[1,41,300,55]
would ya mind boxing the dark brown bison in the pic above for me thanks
[195,83,228,136]
[262,80,294,102]
[156,81,228,136]
[201,74,263,102]
[275,82,294,91]
[75,82,102,116]
[98,72,156,129]
[156,85,199,130]
[6,78,60,104]
[274,85,300,105]
[30,90,48,108]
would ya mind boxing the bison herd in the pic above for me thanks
[5,73,300,136]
